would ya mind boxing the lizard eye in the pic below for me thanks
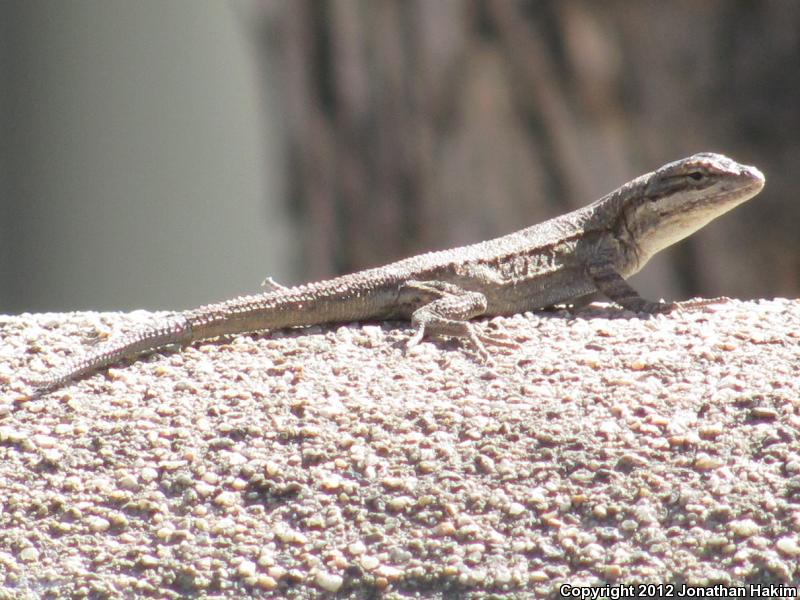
[687,171,705,182]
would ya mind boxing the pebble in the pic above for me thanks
[237,560,257,578]
[751,406,778,420]
[729,519,760,537]
[387,496,414,512]
[32,434,57,449]
[213,491,238,507]
[225,451,248,466]
[360,555,380,570]
[257,575,278,590]
[19,547,39,562]
[140,468,158,483]
[507,502,526,516]
[202,471,220,484]
[348,541,366,556]
[117,474,138,490]
[694,454,723,470]
[267,565,286,580]
[376,565,403,580]
[775,536,800,557]
[275,526,308,545]
[315,570,344,592]
[0,426,26,444]
[196,482,216,497]
[87,516,111,532]
[320,474,342,491]
[139,555,159,568]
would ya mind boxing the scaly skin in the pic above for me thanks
[23,153,764,395]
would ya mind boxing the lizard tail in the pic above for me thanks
[23,317,193,394]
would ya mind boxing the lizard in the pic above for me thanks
[22,152,764,395]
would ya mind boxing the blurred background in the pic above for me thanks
[0,0,798,314]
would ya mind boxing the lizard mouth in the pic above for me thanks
[728,164,765,199]
[741,164,765,187]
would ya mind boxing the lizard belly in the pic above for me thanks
[484,266,595,315]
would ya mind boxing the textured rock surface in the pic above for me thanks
[1,299,799,597]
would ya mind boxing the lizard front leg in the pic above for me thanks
[587,262,674,314]
[401,280,516,359]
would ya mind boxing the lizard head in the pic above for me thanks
[622,152,764,263]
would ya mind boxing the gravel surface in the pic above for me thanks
[1,299,800,598]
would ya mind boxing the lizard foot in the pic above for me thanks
[474,326,519,350]
[634,300,675,315]
[405,322,518,362]
[672,296,731,311]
